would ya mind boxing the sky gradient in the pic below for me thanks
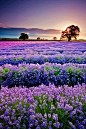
[0,0,86,39]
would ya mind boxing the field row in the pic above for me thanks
[0,41,86,57]
[0,56,86,66]
[0,63,86,88]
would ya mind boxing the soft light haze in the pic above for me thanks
[0,0,86,39]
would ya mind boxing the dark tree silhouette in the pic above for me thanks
[19,33,29,40]
[60,25,80,41]
[53,37,57,40]
[37,37,40,40]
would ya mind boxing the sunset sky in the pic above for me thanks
[0,0,86,39]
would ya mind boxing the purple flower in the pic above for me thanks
[36,126,41,129]
[53,122,60,128]
[49,121,52,125]
[52,113,58,121]
[48,113,51,118]
[65,104,73,111]
[51,105,55,110]
[44,113,47,118]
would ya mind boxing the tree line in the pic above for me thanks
[19,25,80,41]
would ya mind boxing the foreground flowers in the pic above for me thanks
[0,83,86,129]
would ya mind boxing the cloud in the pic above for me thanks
[26,28,61,34]
[0,23,9,28]
[0,26,62,38]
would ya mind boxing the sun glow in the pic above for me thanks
[58,21,78,31]
[67,28,70,32]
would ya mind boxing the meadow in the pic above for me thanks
[0,41,86,129]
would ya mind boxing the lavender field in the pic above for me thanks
[0,41,86,129]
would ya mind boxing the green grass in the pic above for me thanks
[66,66,82,75]
[45,66,50,71]
[17,57,24,60]
[56,57,63,60]
[44,58,48,61]
[53,67,61,76]
[76,57,82,62]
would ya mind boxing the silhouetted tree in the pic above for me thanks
[19,33,29,40]
[60,25,80,41]
[53,37,57,40]
[37,37,40,40]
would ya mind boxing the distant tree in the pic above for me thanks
[53,37,57,40]
[37,37,40,40]
[60,25,80,41]
[19,33,29,40]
